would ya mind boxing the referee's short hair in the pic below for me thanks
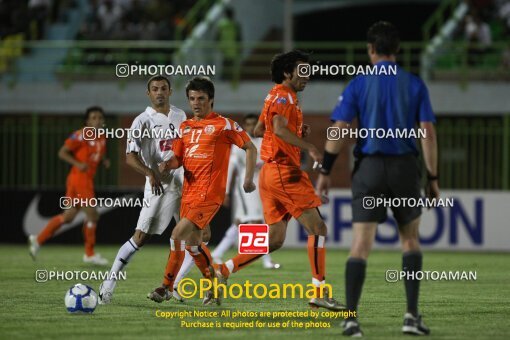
[270,50,310,83]
[367,21,400,56]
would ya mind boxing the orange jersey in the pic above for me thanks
[65,129,106,179]
[173,112,251,205]
[260,84,303,167]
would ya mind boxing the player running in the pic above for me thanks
[28,106,110,265]
[148,76,257,305]
[171,114,278,300]
[98,75,196,304]
[215,50,345,311]
[211,113,280,269]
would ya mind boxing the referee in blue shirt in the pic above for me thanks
[316,22,438,337]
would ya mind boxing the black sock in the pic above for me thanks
[402,251,423,317]
[345,257,366,320]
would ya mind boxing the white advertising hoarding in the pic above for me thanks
[283,190,510,251]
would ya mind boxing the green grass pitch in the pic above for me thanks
[0,244,509,339]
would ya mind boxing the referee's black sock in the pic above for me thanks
[345,257,366,320]
[402,251,422,317]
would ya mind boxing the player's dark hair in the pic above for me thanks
[270,50,310,84]
[84,106,104,123]
[367,21,400,56]
[147,75,171,91]
[243,114,258,122]
[185,76,215,99]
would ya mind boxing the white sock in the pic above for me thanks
[225,259,235,274]
[173,242,209,289]
[104,238,139,290]
[173,248,194,289]
[212,224,238,259]
[262,254,273,266]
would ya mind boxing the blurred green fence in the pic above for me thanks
[2,40,508,82]
[1,114,509,190]
[435,116,510,189]
[0,114,120,189]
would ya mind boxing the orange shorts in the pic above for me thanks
[180,202,221,229]
[66,175,95,201]
[259,163,322,225]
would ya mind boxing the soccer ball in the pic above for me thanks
[64,283,98,313]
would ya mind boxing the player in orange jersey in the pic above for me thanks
[147,76,257,305]
[216,50,345,310]
[28,106,110,265]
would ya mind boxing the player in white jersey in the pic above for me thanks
[211,114,280,269]
[99,75,195,304]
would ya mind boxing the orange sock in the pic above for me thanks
[308,235,326,295]
[83,221,97,257]
[162,239,186,289]
[186,243,213,278]
[37,215,65,245]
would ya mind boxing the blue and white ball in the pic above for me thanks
[65,283,98,313]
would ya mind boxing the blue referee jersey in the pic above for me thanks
[330,61,436,156]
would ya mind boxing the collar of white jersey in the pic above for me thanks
[145,106,173,117]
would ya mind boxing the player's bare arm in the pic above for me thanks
[126,151,164,196]
[58,144,88,172]
[420,121,439,201]
[241,140,257,193]
[316,120,351,197]
[272,114,322,163]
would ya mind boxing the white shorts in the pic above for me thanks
[232,185,263,223]
[135,183,181,235]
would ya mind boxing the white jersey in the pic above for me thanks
[127,105,187,235]
[227,137,264,222]
[126,105,186,192]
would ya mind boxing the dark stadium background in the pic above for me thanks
[1,0,509,248]
[1,1,510,339]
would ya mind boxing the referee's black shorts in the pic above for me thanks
[351,154,422,226]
